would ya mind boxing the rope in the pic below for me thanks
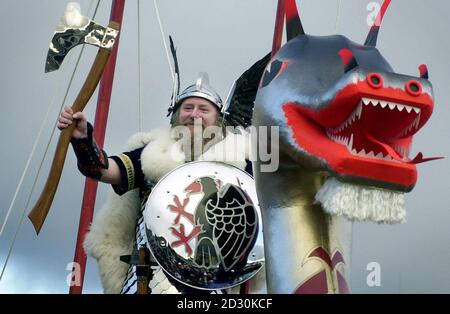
[153,0,175,83]
[137,0,143,132]
[0,0,101,282]
[334,0,342,33]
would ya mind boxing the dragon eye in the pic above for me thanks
[367,73,384,89]
[406,80,422,96]
[371,75,380,85]
[260,59,290,88]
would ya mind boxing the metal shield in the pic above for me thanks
[144,161,264,290]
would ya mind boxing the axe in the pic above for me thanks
[28,3,120,234]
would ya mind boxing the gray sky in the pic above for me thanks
[0,0,449,293]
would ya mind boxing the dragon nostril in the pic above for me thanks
[410,83,419,92]
[367,73,383,89]
[406,80,422,96]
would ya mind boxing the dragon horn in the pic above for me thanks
[364,0,392,47]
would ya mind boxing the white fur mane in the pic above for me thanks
[315,177,406,224]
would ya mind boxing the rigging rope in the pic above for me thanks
[0,0,101,282]
[137,0,142,132]
[334,0,342,33]
[153,0,175,83]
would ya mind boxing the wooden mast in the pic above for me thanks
[69,0,126,294]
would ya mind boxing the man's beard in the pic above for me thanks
[172,119,224,162]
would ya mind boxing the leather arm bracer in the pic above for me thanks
[70,122,109,180]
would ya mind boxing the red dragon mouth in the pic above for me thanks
[326,97,421,162]
[282,82,435,191]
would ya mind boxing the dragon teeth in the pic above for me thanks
[348,133,354,149]
[327,132,350,147]
[356,103,363,119]
[331,96,422,134]
[361,97,420,114]
[415,114,421,128]
[396,113,422,138]
[327,96,422,159]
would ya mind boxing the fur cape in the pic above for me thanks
[83,128,254,293]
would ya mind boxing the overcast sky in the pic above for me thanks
[0,0,449,293]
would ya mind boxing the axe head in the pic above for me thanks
[45,3,119,73]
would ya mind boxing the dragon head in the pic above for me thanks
[253,1,436,193]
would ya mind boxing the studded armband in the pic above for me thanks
[70,122,109,179]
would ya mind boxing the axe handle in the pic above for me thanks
[28,22,119,234]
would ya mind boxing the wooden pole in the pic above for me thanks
[69,0,126,294]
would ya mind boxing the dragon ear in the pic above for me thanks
[286,0,305,41]
[418,64,429,79]
[364,0,392,47]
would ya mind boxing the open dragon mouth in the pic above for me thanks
[326,97,421,162]
[282,84,435,191]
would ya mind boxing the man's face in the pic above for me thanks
[178,97,219,128]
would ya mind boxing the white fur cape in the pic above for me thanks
[83,128,253,293]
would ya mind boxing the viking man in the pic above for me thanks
[58,73,266,294]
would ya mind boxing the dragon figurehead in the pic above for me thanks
[253,0,440,223]
[220,0,443,293]
[257,35,433,191]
